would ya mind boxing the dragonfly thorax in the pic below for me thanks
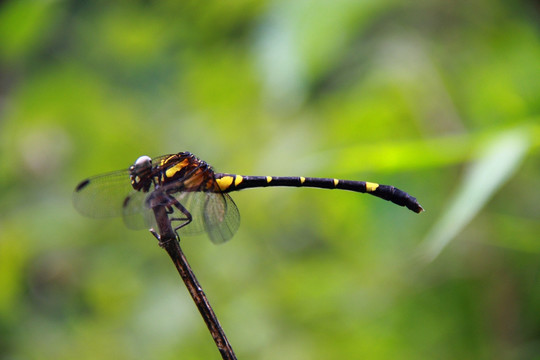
[129,155,154,192]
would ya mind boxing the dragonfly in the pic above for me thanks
[73,152,424,244]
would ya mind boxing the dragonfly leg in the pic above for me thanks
[162,194,194,234]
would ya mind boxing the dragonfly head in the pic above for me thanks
[129,155,153,192]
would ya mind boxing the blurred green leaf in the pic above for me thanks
[421,126,532,261]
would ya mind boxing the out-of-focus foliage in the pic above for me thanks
[1,0,539,359]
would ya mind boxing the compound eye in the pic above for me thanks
[133,155,152,169]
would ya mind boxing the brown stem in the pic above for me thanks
[152,205,237,360]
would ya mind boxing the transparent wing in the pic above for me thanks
[73,170,134,218]
[122,190,157,230]
[172,191,208,235]
[151,189,241,244]
[203,192,240,244]
[73,154,173,222]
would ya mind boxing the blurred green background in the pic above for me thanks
[1,1,539,359]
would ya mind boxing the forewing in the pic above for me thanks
[73,170,133,218]
[122,190,157,230]
[74,155,173,227]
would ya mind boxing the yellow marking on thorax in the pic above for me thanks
[216,176,234,191]
[333,179,339,186]
[160,155,176,166]
[365,182,379,192]
[164,158,189,179]
[300,176,305,184]
[234,176,243,186]
[165,164,183,178]
[266,176,272,183]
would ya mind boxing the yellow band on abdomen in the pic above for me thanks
[365,182,379,192]
[216,176,234,191]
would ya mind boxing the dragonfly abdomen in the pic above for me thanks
[215,174,424,213]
